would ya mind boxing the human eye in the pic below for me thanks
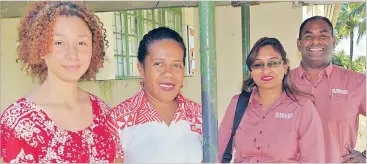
[173,63,184,68]
[251,63,263,70]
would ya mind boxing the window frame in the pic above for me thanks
[113,8,183,79]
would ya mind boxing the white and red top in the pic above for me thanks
[0,93,122,163]
[111,89,203,163]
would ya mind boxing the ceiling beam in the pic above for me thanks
[0,1,232,18]
[0,1,357,18]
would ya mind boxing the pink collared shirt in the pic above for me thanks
[290,64,366,162]
[218,88,325,163]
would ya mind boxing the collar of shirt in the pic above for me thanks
[297,62,334,81]
[137,89,193,123]
[248,87,290,113]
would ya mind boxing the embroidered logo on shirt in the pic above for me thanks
[332,88,348,95]
[275,112,293,119]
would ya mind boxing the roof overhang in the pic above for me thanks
[1,1,233,18]
[0,1,361,18]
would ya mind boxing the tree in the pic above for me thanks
[352,56,366,73]
[335,3,366,69]
[332,50,350,68]
[332,50,366,73]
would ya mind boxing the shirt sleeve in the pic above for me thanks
[295,99,325,163]
[110,104,128,162]
[359,89,366,116]
[106,113,124,162]
[96,95,125,162]
[358,74,366,116]
[218,95,238,162]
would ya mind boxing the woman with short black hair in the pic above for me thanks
[111,27,203,163]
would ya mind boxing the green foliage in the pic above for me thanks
[332,50,350,68]
[335,3,366,69]
[352,55,366,73]
[332,50,366,72]
[335,3,366,44]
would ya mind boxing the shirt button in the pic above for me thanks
[263,116,265,119]
[257,160,260,163]
[260,131,262,134]
[257,147,260,150]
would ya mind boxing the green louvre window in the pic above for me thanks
[113,8,183,79]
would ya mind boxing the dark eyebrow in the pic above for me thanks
[254,57,280,61]
[152,57,164,60]
[320,29,328,33]
[303,30,312,35]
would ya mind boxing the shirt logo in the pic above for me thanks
[275,112,293,119]
[332,88,348,95]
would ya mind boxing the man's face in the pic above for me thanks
[297,19,336,69]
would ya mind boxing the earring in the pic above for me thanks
[140,80,144,87]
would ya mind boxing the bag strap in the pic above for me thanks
[221,91,252,163]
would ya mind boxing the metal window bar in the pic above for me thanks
[114,8,183,78]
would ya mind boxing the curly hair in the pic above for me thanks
[16,1,108,83]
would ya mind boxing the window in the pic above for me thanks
[113,8,183,79]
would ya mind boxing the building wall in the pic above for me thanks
[215,2,305,123]
[1,0,364,153]
[214,6,243,123]
[250,2,303,70]
[1,2,306,119]
[0,18,39,110]
[0,9,202,111]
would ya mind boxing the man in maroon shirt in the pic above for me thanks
[290,16,366,163]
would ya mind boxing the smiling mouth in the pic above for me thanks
[261,76,274,81]
[159,83,175,91]
[62,65,80,71]
[309,47,324,52]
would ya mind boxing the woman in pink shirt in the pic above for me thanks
[218,37,325,163]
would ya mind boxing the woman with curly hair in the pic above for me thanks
[0,2,122,163]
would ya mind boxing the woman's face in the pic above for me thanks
[138,39,185,103]
[43,16,92,82]
[250,45,289,90]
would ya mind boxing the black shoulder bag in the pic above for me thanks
[221,91,252,163]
